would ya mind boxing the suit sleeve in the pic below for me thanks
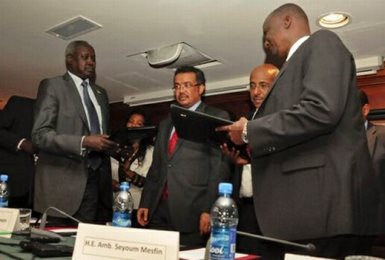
[139,128,163,209]
[248,31,355,156]
[32,79,83,158]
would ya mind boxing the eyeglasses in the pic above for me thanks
[172,82,200,91]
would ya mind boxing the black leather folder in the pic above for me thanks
[170,104,233,145]
[109,126,157,146]
[170,104,249,159]
[108,126,157,162]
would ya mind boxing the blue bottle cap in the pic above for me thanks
[218,182,232,195]
[120,182,129,191]
[0,175,8,182]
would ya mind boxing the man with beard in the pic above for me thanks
[32,40,116,224]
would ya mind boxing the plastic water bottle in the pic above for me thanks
[112,182,134,227]
[209,182,238,260]
[0,174,9,208]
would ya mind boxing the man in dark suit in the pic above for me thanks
[137,66,230,246]
[0,96,36,208]
[219,3,384,259]
[32,40,116,223]
[360,90,385,185]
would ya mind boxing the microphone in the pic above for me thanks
[39,206,81,229]
[236,231,316,252]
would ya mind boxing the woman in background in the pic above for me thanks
[112,110,154,227]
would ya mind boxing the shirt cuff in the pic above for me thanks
[16,138,27,151]
[80,136,87,156]
[241,121,249,143]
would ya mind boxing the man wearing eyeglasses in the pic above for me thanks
[138,66,231,246]
[221,64,279,255]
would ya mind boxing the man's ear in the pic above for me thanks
[198,84,205,95]
[283,15,292,29]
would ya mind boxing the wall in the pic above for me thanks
[110,66,385,130]
[109,91,253,130]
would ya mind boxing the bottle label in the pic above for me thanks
[210,226,236,260]
[112,212,132,227]
[0,197,8,208]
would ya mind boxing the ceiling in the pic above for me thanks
[1,0,385,108]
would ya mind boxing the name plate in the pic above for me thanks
[0,208,19,238]
[73,223,179,260]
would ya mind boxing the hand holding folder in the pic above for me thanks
[170,104,249,159]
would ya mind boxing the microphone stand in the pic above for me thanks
[236,231,316,252]
[39,206,81,229]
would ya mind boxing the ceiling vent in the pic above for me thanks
[145,42,218,68]
[355,56,384,76]
[46,15,102,40]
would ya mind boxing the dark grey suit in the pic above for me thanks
[247,30,383,241]
[140,102,230,235]
[32,73,112,221]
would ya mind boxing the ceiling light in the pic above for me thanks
[317,12,351,29]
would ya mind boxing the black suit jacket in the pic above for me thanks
[247,30,383,240]
[0,96,35,198]
[140,102,231,233]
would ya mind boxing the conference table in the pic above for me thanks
[0,235,258,260]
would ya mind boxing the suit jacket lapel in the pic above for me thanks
[367,124,377,157]
[63,73,89,131]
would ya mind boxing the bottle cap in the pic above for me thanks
[120,182,130,191]
[218,182,232,195]
[0,175,8,182]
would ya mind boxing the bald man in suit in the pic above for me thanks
[219,3,384,259]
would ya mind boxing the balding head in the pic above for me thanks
[263,3,310,62]
[249,64,279,108]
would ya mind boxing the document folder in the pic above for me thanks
[170,104,249,158]
[109,126,157,146]
[170,104,233,145]
[108,126,157,162]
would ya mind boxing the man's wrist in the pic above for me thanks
[241,121,249,143]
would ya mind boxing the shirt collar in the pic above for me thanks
[68,71,88,87]
[286,35,310,61]
[187,100,202,111]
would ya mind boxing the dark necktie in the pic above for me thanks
[82,80,102,170]
[82,80,100,134]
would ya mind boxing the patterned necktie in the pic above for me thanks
[82,81,100,134]
[168,130,178,155]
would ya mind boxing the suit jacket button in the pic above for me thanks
[168,164,172,168]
